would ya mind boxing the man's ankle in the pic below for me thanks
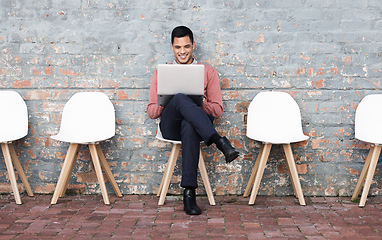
[208,133,221,145]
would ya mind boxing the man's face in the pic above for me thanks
[171,36,195,64]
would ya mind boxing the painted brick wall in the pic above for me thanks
[0,0,381,197]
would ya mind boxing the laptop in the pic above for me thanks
[157,64,205,107]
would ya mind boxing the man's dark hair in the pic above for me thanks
[171,26,194,44]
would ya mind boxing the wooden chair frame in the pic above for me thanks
[1,142,34,204]
[351,145,381,207]
[51,143,122,205]
[157,143,216,206]
[244,143,306,206]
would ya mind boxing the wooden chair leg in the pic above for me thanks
[352,146,374,201]
[1,143,22,204]
[157,160,170,197]
[89,144,110,205]
[60,144,80,197]
[282,145,298,198]
[244,144,264,197]
[96,144,122,197]
[284,159,298,198]
[8,143,34,197]
[282,144,306,206]
[158,144,181,205]
[157,144,180,197]
[157,149,173,197]
[359,145,381,207]
[249,143,272,205]
[198,149,216,206]
[51,143,79,204]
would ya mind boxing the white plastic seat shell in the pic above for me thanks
[246,91,308,144]
[156,123,181,144]
[355,94,382,145]
[0,91,28,143]
[51,92,115,144]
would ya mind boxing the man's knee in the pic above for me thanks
[172,93,191,104]
[181,119,198,137]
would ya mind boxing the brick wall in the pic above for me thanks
[0,0,381,197]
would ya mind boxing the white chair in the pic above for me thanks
[50,92,122,205]
[156,123,215,206]
[0,91,34,204]
[352,94,382,207]
[244,92,308,205]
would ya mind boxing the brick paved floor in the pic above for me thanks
[0,194,381,239]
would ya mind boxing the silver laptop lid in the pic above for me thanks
[157,64,204,95]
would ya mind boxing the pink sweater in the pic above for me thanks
[147,63,223,119]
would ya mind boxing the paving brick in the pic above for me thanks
[263,230,284,238]
[277,217,295,226]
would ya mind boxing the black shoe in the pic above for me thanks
[216,136,240,163]
[183,188,202,215]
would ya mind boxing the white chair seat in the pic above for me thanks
[355,94,382,145]
[0,91,28,143]
[155,124,181,144]
[51,133,113,144]
[51,92,115,144]
[246,92,309,144]
[254,134,309,145]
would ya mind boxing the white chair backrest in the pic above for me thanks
[0,91,28,142]
[355,94,382,144]
[51,92,115,144]
[246,91,309,144]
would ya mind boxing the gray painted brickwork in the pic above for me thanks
[0,0,381,197]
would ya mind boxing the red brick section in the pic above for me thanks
[0,194,381,239]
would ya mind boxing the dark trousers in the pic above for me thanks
[160,93,217,188]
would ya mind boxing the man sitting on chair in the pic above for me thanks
[147,26,239,215]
